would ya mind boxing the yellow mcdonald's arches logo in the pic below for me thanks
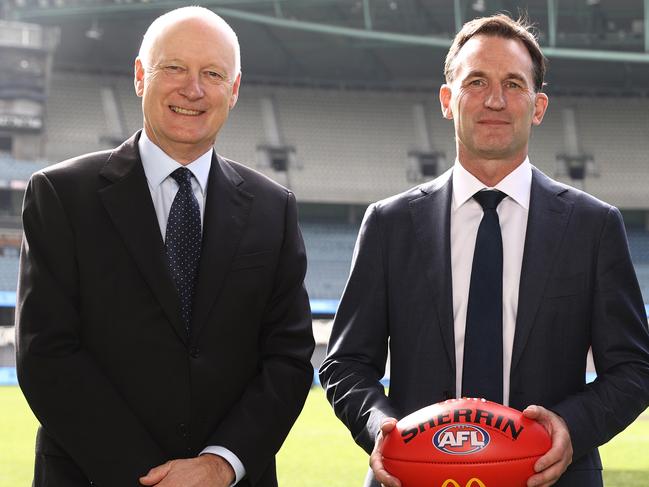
[441,478,486,487]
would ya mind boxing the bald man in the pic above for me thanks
[16,7,314,487]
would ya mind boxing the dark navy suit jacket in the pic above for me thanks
[320,166,649,487]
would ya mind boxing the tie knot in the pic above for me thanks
[170,167,193,186]
[473,190,506,210]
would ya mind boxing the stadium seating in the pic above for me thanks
[0,157,49,181]
[44,73,648,205]
[0,256,19,293]
[45,72,116,162]
[629,231,649,264]
[629,231,649,301]
[36,72,649,303]
[301,222,358,300]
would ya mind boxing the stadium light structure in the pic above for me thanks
[646,0,649,52]
[10,1,649,64]
[84,18,102,40]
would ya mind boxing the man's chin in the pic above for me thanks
[470,139,526,161]
[166,133,215,149]
[152,135,216,161]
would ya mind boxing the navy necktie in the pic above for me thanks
[165,167,202,333]
[462,189,507,403]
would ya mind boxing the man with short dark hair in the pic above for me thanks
[320,14,649,487]
[16,7,314,487]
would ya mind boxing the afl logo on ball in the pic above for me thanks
[433,425,490,455]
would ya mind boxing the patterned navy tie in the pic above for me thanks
[462,189,507,403]
[165,167,202,333]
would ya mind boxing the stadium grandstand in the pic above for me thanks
[0,0,648,382]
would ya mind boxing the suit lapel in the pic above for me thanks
[98,133,187,344]
[191,154,253,339]
[409,170,456,370]
[511,168,573,371]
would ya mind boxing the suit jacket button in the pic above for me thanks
[190,347,200,358]
[178,423,188,437]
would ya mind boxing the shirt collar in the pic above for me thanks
[452,157,532,211]
[138,129,212,195]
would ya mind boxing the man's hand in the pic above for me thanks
[523,405,573,487]
[139,454,235,487]
[369,418,402,487]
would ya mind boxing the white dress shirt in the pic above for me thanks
[138,130,210,239]
[138,131,246,485]
[450,158,532,406]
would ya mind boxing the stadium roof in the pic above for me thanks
[4,0,649,95]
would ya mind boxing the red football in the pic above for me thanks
[382,398,551,487]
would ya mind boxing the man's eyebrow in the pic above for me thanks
[156,58,227,71]
[156,58,184,65]
[461,70,529,85]
[505,72,529,85]
[462,70,487,80]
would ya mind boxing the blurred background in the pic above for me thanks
[0,0,647,484]
[1,0,648,377]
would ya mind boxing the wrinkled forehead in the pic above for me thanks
[151,17,231,55]
[450,35,535,84]
[143,16,238,76]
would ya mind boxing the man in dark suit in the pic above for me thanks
[16,7,314,487]
[320,14,649,487]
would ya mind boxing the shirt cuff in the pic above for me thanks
[200,446,246,486]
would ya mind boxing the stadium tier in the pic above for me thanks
[44,72,649,209]
[0,71,646,307]
[301,221,358,301]
[629,231,649,301]
[0,256,19,292]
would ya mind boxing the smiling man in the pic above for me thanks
[16,7,314,487]
[320,14,649,487]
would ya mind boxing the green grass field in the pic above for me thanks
[1,386,647,487]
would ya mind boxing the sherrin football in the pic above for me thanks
[382,398,551,487]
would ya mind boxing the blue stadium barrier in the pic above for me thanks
[2,306,648,388]
[310,299,339,316]
[0,291,16,307]
[0,367,17,386]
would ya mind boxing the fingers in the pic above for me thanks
[380,417,398,434]
[139,461,172,486]
[526,459,565,487]
[522,404,544,421]
[528,440,568,487]
[534,426,571,473]
[523,405,573,487]
[369,450,402,487]
[370,418,401,487]
[522,405,539,418]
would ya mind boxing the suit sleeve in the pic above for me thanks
[16,172,167,486]
[319,204,400,455]
[205,190,314,485]
[551,206,649,460]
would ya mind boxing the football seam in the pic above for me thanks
[382,455,542,465]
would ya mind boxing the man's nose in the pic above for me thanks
[179,72,205,100]
[484,84,505,110]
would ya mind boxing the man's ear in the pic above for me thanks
[439,84,453,120]
[134,57,145,97]
[229,71,242,109]
[532,91,549,126]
